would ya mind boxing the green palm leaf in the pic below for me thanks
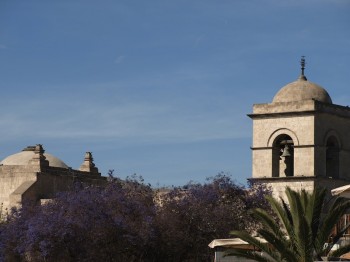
[230,230,281,261]
[330,244,350,258]
[228,187,350,262]
[225,248,276,262]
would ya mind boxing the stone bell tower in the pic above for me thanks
[249,57,350,199]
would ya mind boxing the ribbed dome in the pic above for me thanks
[0,146,69,168]
[272,77,332,104]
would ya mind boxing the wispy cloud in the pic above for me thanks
[0,83,250,145]
[0,48,253,146]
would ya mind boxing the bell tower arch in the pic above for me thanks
[272,134,294,178]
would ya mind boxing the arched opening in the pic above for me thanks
[326,136,339,178]
[272,134,294,177]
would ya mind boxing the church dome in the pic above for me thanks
[272,76,332,104]
[0,146,69,168]
[272,57,332,104]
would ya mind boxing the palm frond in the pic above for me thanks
[322,223,350,256]
[300,189,310,216]
[230,230,280,261]
[229,187,350,262]
[257,229,297,262]
[266,196,294,239]
[280,188,314,261]
[316,198,350,254]
[252,208,286,241]
[309,187,326,244]
[330,244,350,258]
[333,223,350,244]
[293,211,313,262]
[225,248,276,262]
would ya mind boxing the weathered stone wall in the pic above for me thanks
[0,165,38,210]
[249,99,350,200]
[252,100,316,114]
[250,100,350,180]
[314,112,350,180]
[250,177,315,200]
[250,177,350,202]
[0,165,106,211]
[251,112,315,178]
[35,167,106,200]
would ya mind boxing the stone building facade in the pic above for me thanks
[0,144,106,211]
[249,59,350,199]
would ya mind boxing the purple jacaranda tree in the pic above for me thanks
[0,175,157,262]
[0,173,271,262]
[153,173,271,261]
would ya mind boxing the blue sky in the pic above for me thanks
[0,0,349,186]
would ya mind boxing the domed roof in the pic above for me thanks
[272,76,332,104]
[272,56,332,104]
[0,146,69,168]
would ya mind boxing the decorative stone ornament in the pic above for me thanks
[28,144,49,167]
[79,152,99,174]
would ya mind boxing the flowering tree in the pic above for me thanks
[0,173,271,262]
[153,174,271,261]
[0,175,156,261]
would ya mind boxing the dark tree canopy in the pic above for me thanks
[0,173,271,262]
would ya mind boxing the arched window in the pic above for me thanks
[326,136,339,178]
[272,134,294,177]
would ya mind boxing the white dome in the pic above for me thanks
[273,77,332,104]
[0,147,69,168]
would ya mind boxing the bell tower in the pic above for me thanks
[249,58,350,198]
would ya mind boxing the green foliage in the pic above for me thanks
[228,187,350,262]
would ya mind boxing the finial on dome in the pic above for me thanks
[299,56,307,81]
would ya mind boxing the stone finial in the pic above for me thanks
[29,144,49,167]
[79,152,99,174]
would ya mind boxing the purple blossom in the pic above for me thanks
[0,173,271,262]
